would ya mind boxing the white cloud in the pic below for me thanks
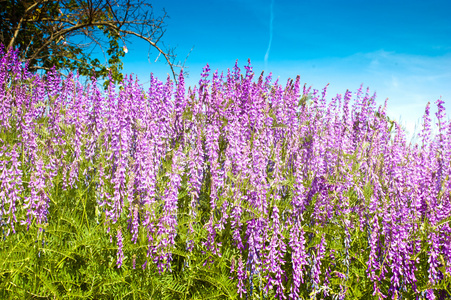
[391,76,399,88]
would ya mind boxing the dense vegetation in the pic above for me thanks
[1,0,182,87]
[0,47,450,299]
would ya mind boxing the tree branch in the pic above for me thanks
[7,0,49,50]
[5,0,185,85]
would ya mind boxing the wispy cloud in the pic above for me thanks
[264,0,275,70]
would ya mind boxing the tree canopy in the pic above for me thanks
[0,0,183,86]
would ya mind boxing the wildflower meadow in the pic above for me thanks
[0,47,450,299]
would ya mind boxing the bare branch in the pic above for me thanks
[110,26,178,83]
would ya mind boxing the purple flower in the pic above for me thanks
[237,255,247,297]
[0,146,23,235]
[288,220,308,299]
[116,227,124,268]
[130,205,139,244]
[263,205,286,299]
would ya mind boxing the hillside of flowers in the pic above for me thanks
[0,47,450,299]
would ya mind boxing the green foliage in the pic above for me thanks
[0,161,240,299]
[0,0,177,88]
[0,104,239,299]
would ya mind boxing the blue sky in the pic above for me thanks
[118,0,451,141]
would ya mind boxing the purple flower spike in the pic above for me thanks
[237,255,247,297]
[116,227,124,268]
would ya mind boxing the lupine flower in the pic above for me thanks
[1,47,450,299]
[116,227,124,268]
[263,204,286,299]
[237,255,247,297]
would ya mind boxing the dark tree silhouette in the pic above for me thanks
[0,0,184,86]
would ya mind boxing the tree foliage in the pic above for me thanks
[0,0,183,86]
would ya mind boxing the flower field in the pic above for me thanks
[0,47,450,299]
